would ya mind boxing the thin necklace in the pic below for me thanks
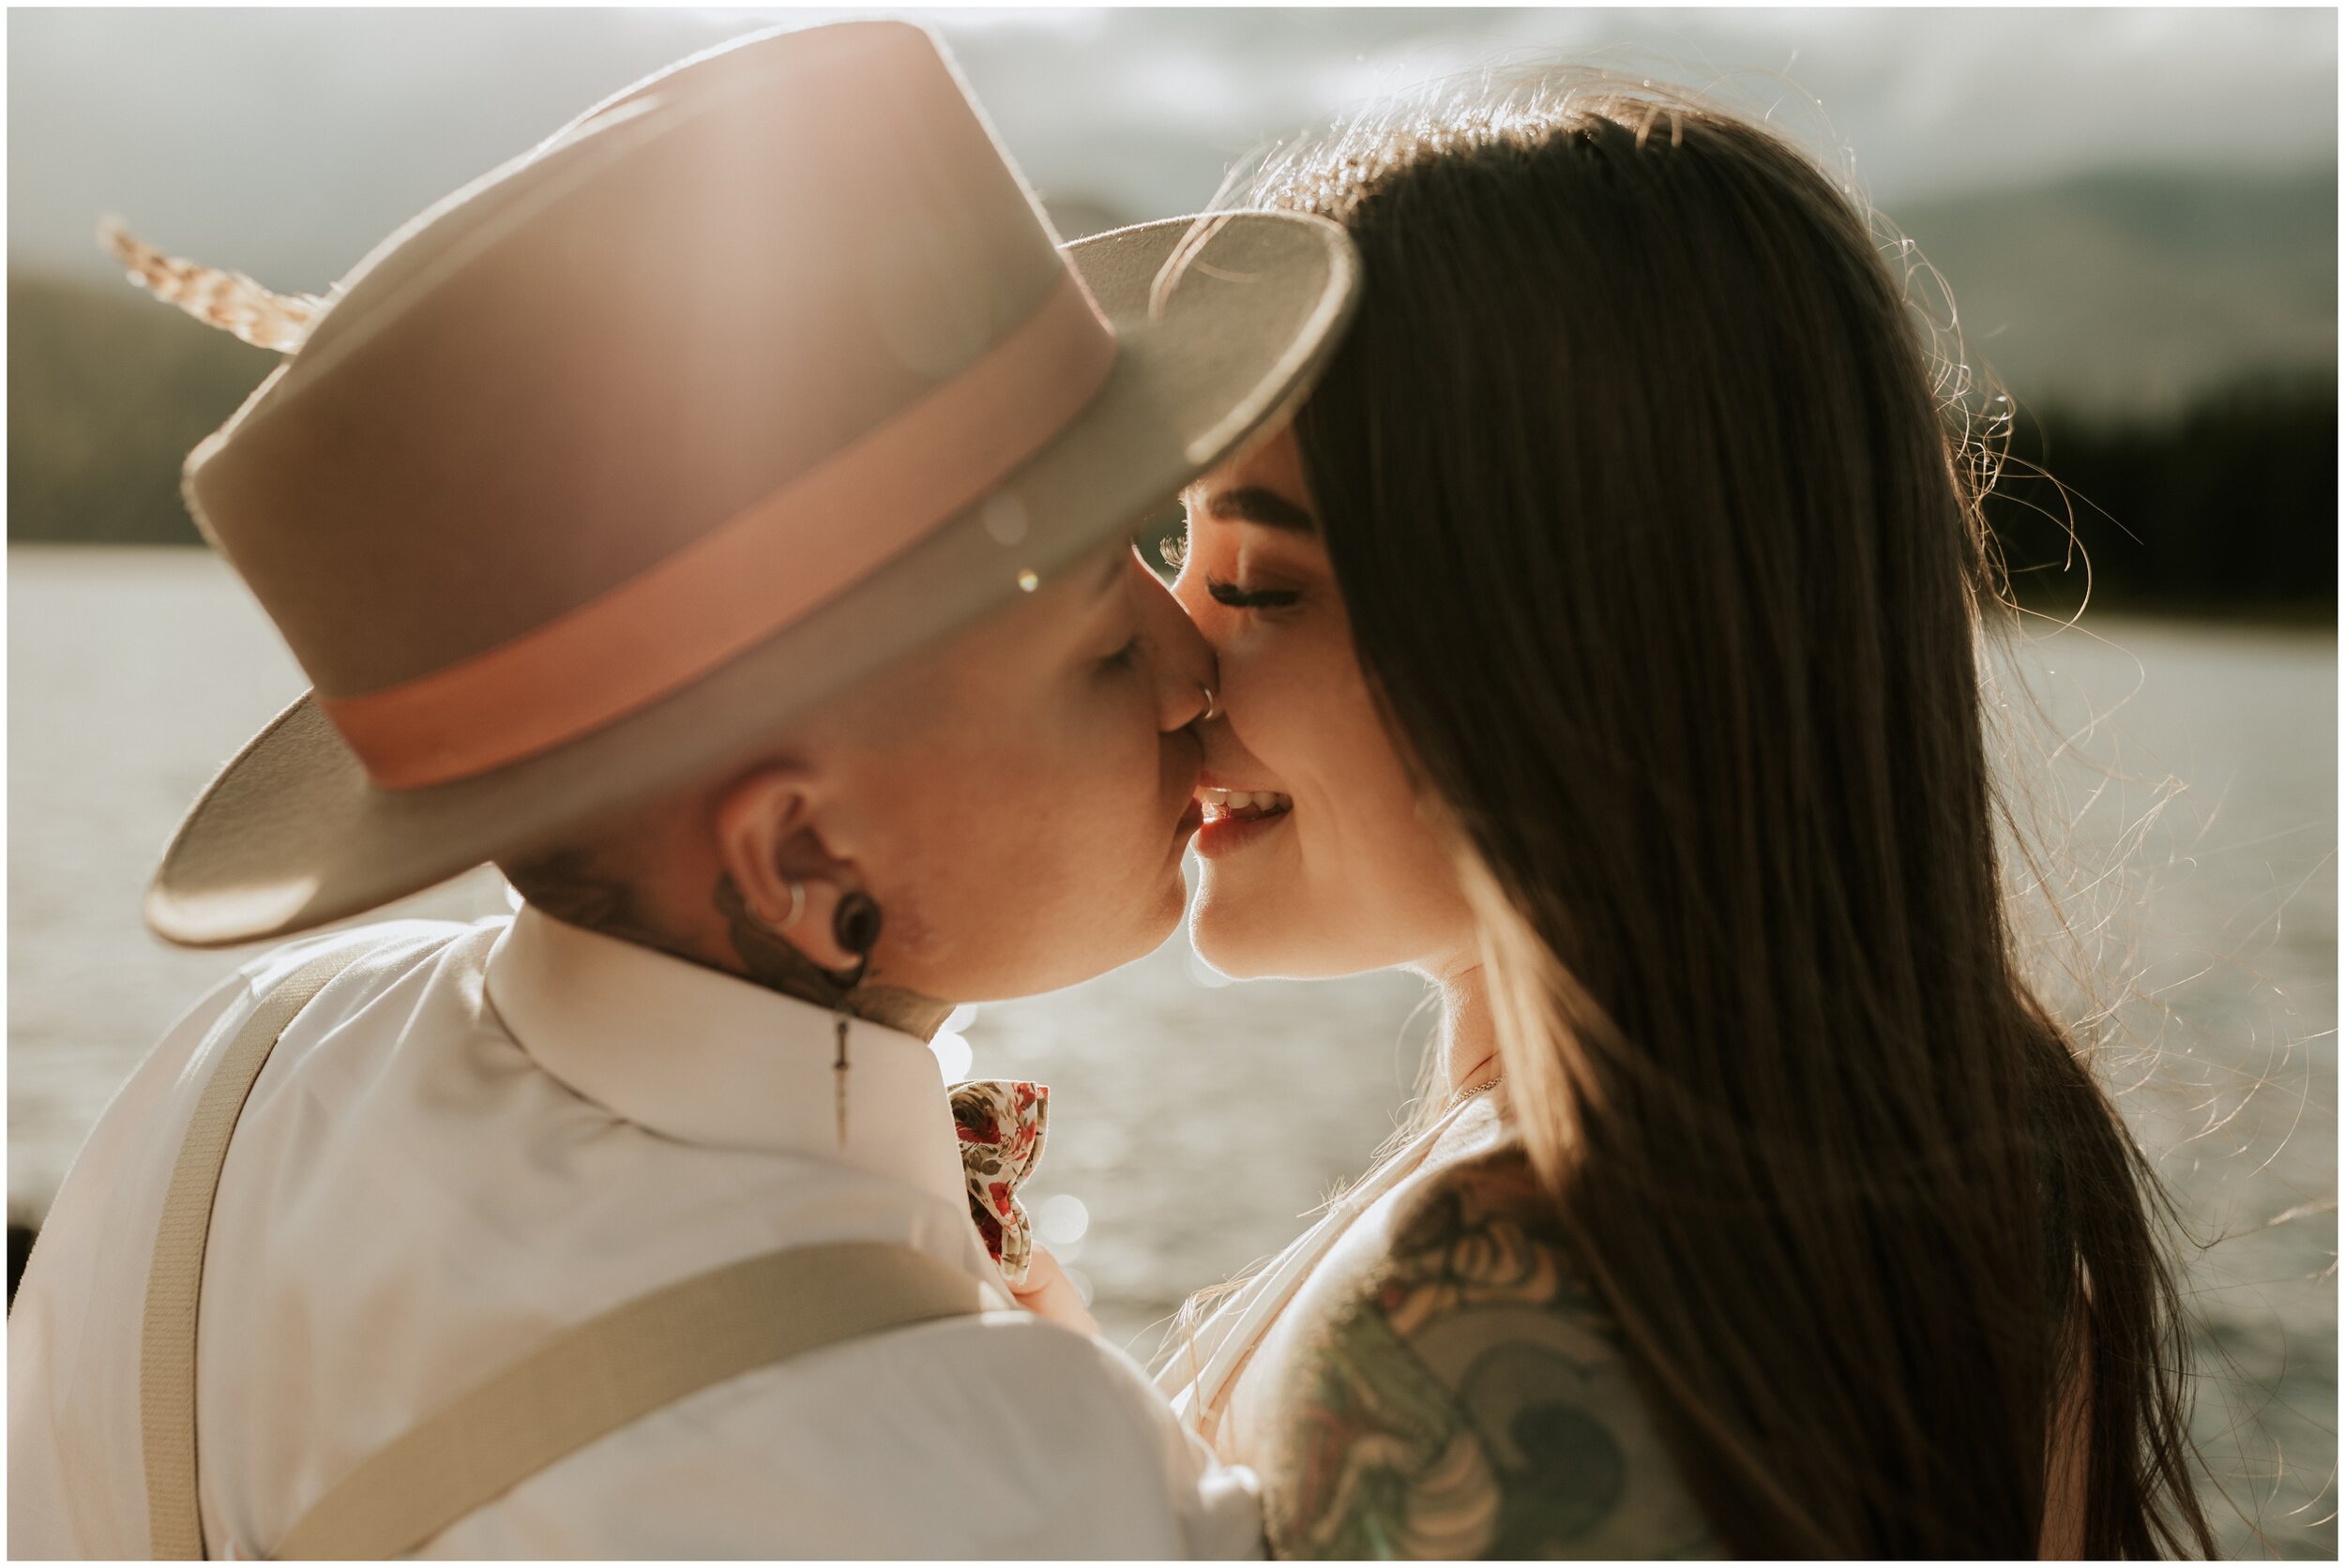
[1449,1072,1504,1107]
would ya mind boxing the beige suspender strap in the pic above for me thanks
[140,944,1005,1560]
[143,946,370,1560]
[273,1240,1005,1560]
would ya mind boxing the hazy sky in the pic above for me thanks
[9,7,2337,289]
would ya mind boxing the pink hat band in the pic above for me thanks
[319,272,1113,790]
[174,23,1127,794]
[132,20,1364,950]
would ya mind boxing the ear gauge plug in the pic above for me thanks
[833,891,883,971]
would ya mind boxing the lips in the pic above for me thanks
[1193,784,1293,857]
[1198,786,1294,824]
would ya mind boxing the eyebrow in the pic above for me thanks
[1201,485,1318,535]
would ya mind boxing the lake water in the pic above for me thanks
[9,547,2335,1557]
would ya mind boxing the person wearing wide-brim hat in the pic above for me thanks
[8,22,1354,1559]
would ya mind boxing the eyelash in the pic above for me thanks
[1099,634,1142,672]
[1162,526,1298,611]
[1206,576,1300,611]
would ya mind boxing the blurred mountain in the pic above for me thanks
[1888,163,2336,418]
[6,204,1156,550]
[1984,368,2334,617]
[7,165,2334,550]
[8,273,274,544]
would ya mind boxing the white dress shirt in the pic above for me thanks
[9,906,1263,1559]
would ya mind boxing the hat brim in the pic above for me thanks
[145,210,1358,947]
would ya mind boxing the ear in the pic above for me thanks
[713,764,866,972]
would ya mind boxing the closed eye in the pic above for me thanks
[1206,576,1300,611]
[1098,633,1143,672]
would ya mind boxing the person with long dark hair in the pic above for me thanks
[1156,78,2216,1558]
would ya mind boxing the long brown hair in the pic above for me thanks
[1233,78,2216,1557]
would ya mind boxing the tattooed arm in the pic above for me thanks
[1263,1153,1718,1560]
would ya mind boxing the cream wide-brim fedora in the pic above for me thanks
[140,22,1357,948]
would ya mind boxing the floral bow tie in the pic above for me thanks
[947,1079,1048,1286]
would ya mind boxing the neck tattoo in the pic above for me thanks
[714,876,953,1040]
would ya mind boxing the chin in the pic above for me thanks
[1188,870,1263,977]
[1188,882,1313,980]
[1190,868,1430,982]
[999,867,1187,997]
[1151,866,1189,945]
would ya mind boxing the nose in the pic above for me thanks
[1131,554,1218,731]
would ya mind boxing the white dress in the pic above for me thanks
[1155,1092,1512,1469]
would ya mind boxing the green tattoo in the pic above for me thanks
[1269,1156,1717,1560]
[503,852,950,1039]
[499,846,673,952]
[715,874,951,1040]
[715,872,844,1002]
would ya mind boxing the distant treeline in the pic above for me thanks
[10,275,2335,617]
[9,273,276,548]
[1978,372,2337,618]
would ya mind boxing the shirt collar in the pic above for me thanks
[484,903,969,1214]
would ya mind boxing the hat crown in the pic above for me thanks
[189,23,1094,702]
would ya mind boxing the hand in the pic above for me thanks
[1009,1244,1098,1336]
